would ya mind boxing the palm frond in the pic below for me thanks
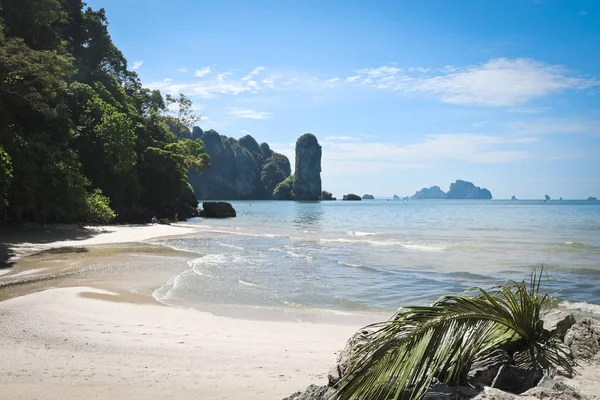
[332,269,574,400]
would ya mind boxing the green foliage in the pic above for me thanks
[273,174,295,200]
[84,188,116,223]
[165,93,201,133]
[0,0,209,223]
[333,269,573,400]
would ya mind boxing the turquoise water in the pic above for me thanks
[152,200,600,314]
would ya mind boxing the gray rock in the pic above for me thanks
[342,194,361,201]
[473,387,519,400]
[423,384,480,400]
[327,328,375,386]
[293,134,322,200]
[543,310,576,339]
[521,376,587,400]
[282,385,333,400]
[468,349,513,388]
[199,202,236,218]
[491,365,542,394]
[564,318,600,360]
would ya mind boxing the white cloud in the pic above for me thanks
[195,66,212,77]
[344,58,599,106]
[131,60,143,70]
[240,130,252,134]
[177,68,189,73]
[242,66,266,81]
[262,78,275,88]
[227,108,273,119]
[328,77,341,84]
[508,107,550,114]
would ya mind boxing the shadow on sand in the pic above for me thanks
[0,225,100,270]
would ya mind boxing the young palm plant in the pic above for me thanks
[332,269,573,400]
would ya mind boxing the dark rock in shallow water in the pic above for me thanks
[393,194,400,200]
[491,365,542,394]
[564,318,600,360]
[467,349,513,388]
[199,202,236,218]
[342,194,361,201]
[282,384,333,400]
[293,134,322,200]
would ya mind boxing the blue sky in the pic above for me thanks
[89,0,600,199]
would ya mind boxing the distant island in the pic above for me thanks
[362,194,374,200]
[410,180,492,200]
[588,197,598,201]
[343,194,361,201]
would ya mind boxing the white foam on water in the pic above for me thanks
[401,242,448,252]
[337,260,363,268]
[559,300,600,315]
[347,230,380,237]
[286,250,312,260]
[238,279,267,289]
[218,243,244,251]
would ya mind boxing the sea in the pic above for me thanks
[151,200,600,316]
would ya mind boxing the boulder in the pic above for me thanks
[468,349,513,388]
[199,202,236,218]
[327,328,375,386]
[293,134,322,200]
[543,309,576,339]
[423,384,480,400]
[521,376,587,400]
[472,387,519,400]
[282,385,333,400]
[342,194,361,201]
[564,318,600,360]
[491,365,542,394]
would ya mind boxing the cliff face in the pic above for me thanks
[293,134,322,200]
[187,128,291,200]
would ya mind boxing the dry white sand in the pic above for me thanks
[0,286,364,400]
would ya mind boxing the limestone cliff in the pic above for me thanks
[187,128,291,200]
[293,134,322,200]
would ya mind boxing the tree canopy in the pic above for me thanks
[0,0,208,224]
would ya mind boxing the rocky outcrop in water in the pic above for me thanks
[362,194,374,200]
[186,128,291,200]
[410,181,492,200]
[199,202,236,218]
[587,197,597,201]
[293,134,322,201]
[446,180,492,200]
[321,191,335,201]
[343,194,361,201]
[411,185,447,200]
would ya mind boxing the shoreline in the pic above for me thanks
[0,223,382,399]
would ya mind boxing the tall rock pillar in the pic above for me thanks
[293,133,322,200]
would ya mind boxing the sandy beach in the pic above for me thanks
[0,224,376,399]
